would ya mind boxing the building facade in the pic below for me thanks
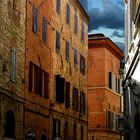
[88,34,123,140]
[25,0,89,140]
[0,0,26,139]
[49,0,89,139]
[124,0,140,140]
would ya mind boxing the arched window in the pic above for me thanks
[4,110,15,138]
[41,133,47,140]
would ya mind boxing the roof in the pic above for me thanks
[76,0,90,21]
[88,34,124,60]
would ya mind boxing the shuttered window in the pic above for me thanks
[81,126,84,140]
[73,87,78,111]
[65,82,70,108]
[81,23,84,42]
[55,75,65,103]
[80,55,85,74]
[66,4,70,24]
[108,72,112,89]
[74,48,78,66]
[11,48,17,81]
[56,31,60,52]
[29,62,49,98]
[74,14,78,34]
[56,0,60,14]
[32,6,38,33]
[80,92,86,114]
[53,118,61,140]
[42,17,47,42]
[65,41,70,61]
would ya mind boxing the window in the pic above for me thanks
[42,17,47,42]
[11,48,17,81]
[64,121,68,139]
[80,55,85,74]
[74,14,78,34]
[32,6,38,33]
[29,62,49,98]
[55,75,65,103]
[53,118,61,140]
[80,92,86,115]
[5,110,15,138]
[56,31,60,52]
[73,124,77,140]
[66,4,70,24]
[56,0,60,14]
[108,72,112,89]
[73,87,78,111]
[81,126,84,140]
[81,23,84,42]
[74,48,78,66]
[66,41,70,61]
[65,82,70,108]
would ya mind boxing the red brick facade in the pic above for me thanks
[88,34,123,140]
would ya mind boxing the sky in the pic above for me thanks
[80,0,125,51]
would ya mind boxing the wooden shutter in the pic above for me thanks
[75,88,78,111]
[65,82,70,108]
[56,75,60,102]
[56,31,60,51]
[74,49,78,66]
[66,41,69,61]
[36,66,41,95]
[11,48,17,81]
[44,72,49,98]
[56,0,60,14]
[42,17,47,42]
[80,55,85,74]
[66,4,70,24]
[32,6,38,33]
[29,62,33,91]
[108,72,112,89]
[81,23,84,41]
[74,14,78,34]
[73,87,78,111]
[118,78,120,93]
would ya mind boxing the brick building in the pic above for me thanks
[25,0,89,140]
[0,0,26,139]
[25,0,53,139]
[88,34,123,140]
[49,0,89,139]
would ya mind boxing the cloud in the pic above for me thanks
[79,0,88,10]
[88,0,124,31]
[111,30,124,38]
[115,42,125,51]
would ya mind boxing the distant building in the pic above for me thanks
[88,34,123,140]
[124,0,140,139]
[0,0,26,139]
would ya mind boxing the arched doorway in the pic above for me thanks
[4,110,15,138]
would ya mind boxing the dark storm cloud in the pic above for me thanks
[115,42,125,51]
[88,0,124,31]
[111,30,124,38]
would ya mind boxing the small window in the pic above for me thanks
[80,92,86,115]
[66,41,70,61]
[74,15,78,34]
[80,55,85,74]
[53,118,61,140]
[56,31,60,52]
[42,17,47,42]
[66,4,70,24]
[56,0,60,14]
[81,23,84,42]
[32,6,38,33]
[5,110,15,138]
[65,82,70,108]
[74,48,78,67]
[73,87,78,111]
[11,48,17,81]
[55,75,65,103]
